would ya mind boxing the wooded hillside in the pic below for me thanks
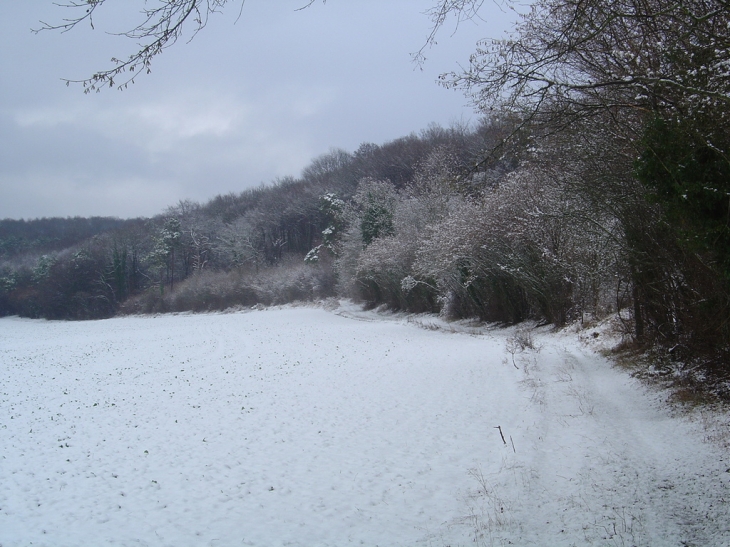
[4,0,730,395]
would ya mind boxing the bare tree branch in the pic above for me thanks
[35,0,241,92]
[413,0,502,65]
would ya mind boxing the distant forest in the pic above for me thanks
[0,115,728,395]
[4,0,730,394]
[0,122,510,320]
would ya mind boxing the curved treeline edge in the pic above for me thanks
[0,117,729,392]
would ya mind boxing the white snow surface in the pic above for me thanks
[1,302,728,546]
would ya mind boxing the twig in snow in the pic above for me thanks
[495,425,506,445]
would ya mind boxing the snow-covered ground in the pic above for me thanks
[1,303,728,546]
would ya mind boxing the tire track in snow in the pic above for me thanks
[471,335,730,546]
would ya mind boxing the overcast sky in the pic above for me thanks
[0,1,517,220]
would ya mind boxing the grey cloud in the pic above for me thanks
[0,1,516,219]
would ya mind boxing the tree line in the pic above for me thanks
[7,0,730,391]
[0,123,499,318]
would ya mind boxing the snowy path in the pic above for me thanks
[0,305,728,546]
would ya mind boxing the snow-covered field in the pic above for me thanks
[1,303,728,546]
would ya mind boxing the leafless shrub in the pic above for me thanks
[120,257,334,314]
